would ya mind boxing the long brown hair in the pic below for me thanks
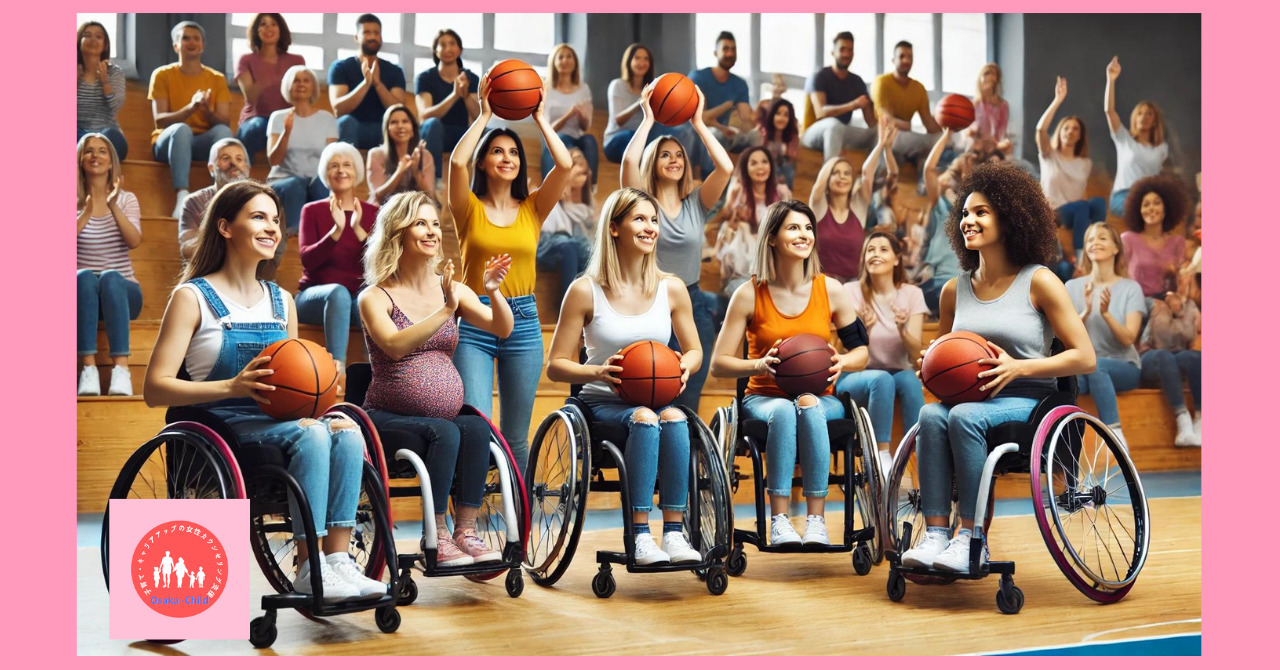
[620,43,654,89]
[180,182,283,284]
[1051,116,1090,158]
[754,200,821,284]
[247,13,291,53]
[857,231,907,308]
[77,21,111,67]
[380,104,419,170]
[1129,101,1166,147]
[736,147,779,229]
[77,133,121,211]
[546,43,580,88]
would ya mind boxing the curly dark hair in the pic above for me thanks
[945,162,1059,273]
[1123,175,1189,233]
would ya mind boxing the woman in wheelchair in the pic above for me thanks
[142,181,384,602]
[545,187,704,566]
[710,199,870,547]
[899,162,1096,574]
[358,191,515,567]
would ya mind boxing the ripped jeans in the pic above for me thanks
[741,393,845,497]
[582,397,690,513]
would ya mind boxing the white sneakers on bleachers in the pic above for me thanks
[1174,409,1200,448]
[172,189,189,220]
[78,366,100,396]
[108,365,133,396]
[78,365,134,396]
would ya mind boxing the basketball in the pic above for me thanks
[486,59,542,120]
[920,331,996,404]
[773,333,835,398]
[935,93,976,132]
[614,340,684,409]
[650,73,699,126]
[255,338,340,420]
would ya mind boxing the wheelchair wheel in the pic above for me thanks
[685,409,733,566]
[850,402,884,563]
[523,407,591,587]
[454,429,532,584]
[1031,410,1150,603]
[709,405,739,491]
[884,427,957,585]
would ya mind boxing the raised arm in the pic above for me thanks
[620,83,655,190]
[533,83,574,219]
[857,122,893,206]
[691,87,734,209]
[809,157,838,220]
[1036,77,1067,158]
[1104,56,1123,134]
[922,128,953,207]
[449,76,494,229]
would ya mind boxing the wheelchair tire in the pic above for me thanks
[883,426,962,586]
[726,545,747,577]
[505,568,524,598]
[886,569,906,602]
[524,407,592,587]
[709,405,738,492]
[455,407,532,584]
[249,615,278,648]
[849,401,884,564]
[996,580,1025,615]
[375,605,401,633]
[684,407,734,566]
[852,544,873,575]
[396,575,418,606]
[592,568,616,599]
[706,566,729,596]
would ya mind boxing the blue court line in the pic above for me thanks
[987,633,1201,656]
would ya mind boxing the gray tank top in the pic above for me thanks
[951,264,1056,397]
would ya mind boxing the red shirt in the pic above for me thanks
[298,199,378,294]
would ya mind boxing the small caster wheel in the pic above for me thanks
[396,575,418,606]
[726,546,747,577]
[996,584,1024,614]
[505,569,524,598]
[852,544,873,576]
[706,566,729,596]
[376,605,401,633]
[591,569,616,599]
[249,616,277,648]
[887,570,906,602]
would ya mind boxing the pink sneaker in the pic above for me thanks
[454,530,503,563]
[435,530,473,567]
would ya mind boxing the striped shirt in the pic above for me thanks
[77,63,126,131]
[78,191,141,281]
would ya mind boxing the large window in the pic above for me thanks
[694,14,752,72]
[883,13,935,89]
[760,13,814,78]
[823,14,876,80]
[941,13,988,95]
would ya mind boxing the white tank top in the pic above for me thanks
[580,277,673,400]
[179,281,287,382]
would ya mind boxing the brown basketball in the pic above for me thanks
[920,331,996,405]
[256,338,340,420]
[614,340,684,409]
[774,333,835,398]
[650,73,699,127]
[935,93,976,132]
[486,59,542,120]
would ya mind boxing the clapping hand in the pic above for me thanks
[482,254,512,294]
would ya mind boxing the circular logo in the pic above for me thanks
[130,520,229,618]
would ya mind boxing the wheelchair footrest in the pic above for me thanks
[885,557,1015,582]
[262,592,396,616]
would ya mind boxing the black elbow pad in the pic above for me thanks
[837,319,869,350]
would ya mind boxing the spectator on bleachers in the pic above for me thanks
[541,44,598,185]
[811,119,896,283]
[915,130,970,314]
[179,138,250,260]
[328,14,407,150]
[77,21,127,160]
[537,147,595,314]
[802,31,877,161]
[234,14,306,160]
[1036,76,1105,265]
[968,63,1012,156]
[603,43,694,164]
[267,65,337,236]
[1139,291,1201,447]
[1121,175,1189,301]
[297,142,377,373]
[149,21,232,220]
[367,104,435,205]
[1104,56,1170,216]
[415,28,480,181]
[1065,222,1146,449]
[622,82,733,411]
[77,133,142,396]
[756,94,798,189]
[712,147,792,301]
[870,41,943,166]
[1179,198,1201,303]
[688,31,762,177]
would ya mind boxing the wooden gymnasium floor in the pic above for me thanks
[77,495,1200,656]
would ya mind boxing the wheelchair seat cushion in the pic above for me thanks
[590,421,631,450]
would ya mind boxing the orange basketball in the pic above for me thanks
[650,73,699,127]
[614,340,683,409]
[920,331,996,405]
[774,333,834,398]
[256,338,340,420]
[935,93,976,132]
[486,59,542,120]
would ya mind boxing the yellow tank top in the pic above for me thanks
[746,275,835,397]
[456,189,542,297]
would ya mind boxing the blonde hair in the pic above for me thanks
[975,62,1002,100]
[546,43,580,87]
[363,191,444,288]
[180,181,283,284]
[76,133,121,211]
[1051,116,1090,158]
[280,65,320,105]
[1129,101,1166,147]
[639,136,693,200]
[585,188,670,295]
[753,200,821,284]
[1078,222,1129,277]
[318,142,365,189]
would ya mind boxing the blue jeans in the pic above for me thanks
[1140,349,1201,412]
[536,233,590,312]
[77,269,142,356]
[366,410,491,510]
[454,294,542,474]
[210,406,365,539]
[337,116,383,150]
[837,369,925,444]
[1110,189,1129,217]
[602,124,696,164]
[916,397,1037,520]
[270,176,330,234]
[236,115,269,159]
[742,393,844,497]
[420,118,467,179]
[1057,198,1107,256]
[671,284,716,413]
[541,133,600,183]
[1077,357,1140,426]
[78,126,128,161]
[295,285,362,364]
[583,398,690,513]
[153,122,233,190]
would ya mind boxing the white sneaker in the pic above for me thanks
[78,366,100,396]
[293,553,362,602]
[932,533,989,574]
[878,450,894,485]
[769,514,802,546]
[901,529,950,568]
[326,552,386,600]
[172,189,189,220]
[633,533,670,566]
[1174,410,1200,448]
[108,365,133,396]
[802,515,829,545]
[663,532,702,564]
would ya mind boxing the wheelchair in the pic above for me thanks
[882,342,1152,614]
[343,363,531,603]
[100,400,401,649]
[708,366,884,577]
[522,385,735,597]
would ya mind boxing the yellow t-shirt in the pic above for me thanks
[456,189,542,297]
[148,64,232,145]
[871,73,930,124]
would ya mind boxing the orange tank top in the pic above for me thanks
[746,274,835,397]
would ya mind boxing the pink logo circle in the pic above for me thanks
[130,520,229,618]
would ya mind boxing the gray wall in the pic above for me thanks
[135,14,228,85]
[576,13,697,109]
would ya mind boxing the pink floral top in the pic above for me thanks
[363,287,465,418]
